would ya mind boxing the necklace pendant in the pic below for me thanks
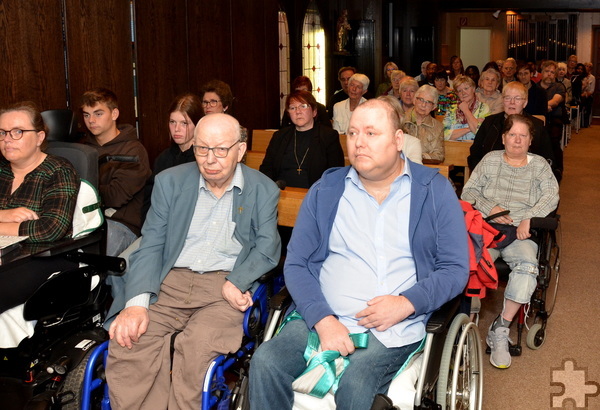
[297,168,302,175]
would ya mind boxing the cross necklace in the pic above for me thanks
[294,130,310,175]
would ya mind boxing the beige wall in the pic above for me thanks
[440,12,507,67]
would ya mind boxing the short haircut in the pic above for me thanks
[349,73,370,90]
[338,66,357,80]
[390,70,406,81]
[503,113,534,140]
[291,76,313,92]
[0,101,47,134]
[285,90,318,111]
[433,69,448,82]
[80,88,118,111]
[517,63,530,74]
[169,93,203,126]
[504,57,517,68]
[557,62,567,71]
[201,80,234,109]
[415,85,439,104]
[479,68,501,86]
[452,74,475,90]
[374,96,403,131]
[502,81,528,99]
[399,77,419,92]
[541,60,557,71]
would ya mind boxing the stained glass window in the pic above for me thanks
[302,1,326,105]
[278,11,290,121]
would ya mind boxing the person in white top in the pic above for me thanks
[332,73,369,134]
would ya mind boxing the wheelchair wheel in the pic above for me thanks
[526,323,546,350]
[544,222,561,317]
[436,314,483,410]
[58,349,98,410]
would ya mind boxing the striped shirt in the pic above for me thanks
[461,150,559,224]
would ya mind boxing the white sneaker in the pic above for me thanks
[487,326,512,369]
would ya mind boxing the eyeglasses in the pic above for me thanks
[503,96,526,103]
[0,129,38,141]
[193,140,240,158]
[415,97,435,106]
[287,104,310,112]
[202,99,221,108]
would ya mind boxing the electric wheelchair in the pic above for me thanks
[0,132,126,409]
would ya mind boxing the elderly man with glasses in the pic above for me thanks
[468,81,558,181]
[104,113,281,409]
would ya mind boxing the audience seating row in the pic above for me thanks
[250,129,472,182]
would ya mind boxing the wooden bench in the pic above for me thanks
[278,187,307,227]
[244,150,265,170]
[251,129,276,152]
[443,140,473,183]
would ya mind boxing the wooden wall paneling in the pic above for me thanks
[134,0,189,166]
[0,1,67,109]
[230,0,280,131]
[64,0,136,128]
[187,0,233,95]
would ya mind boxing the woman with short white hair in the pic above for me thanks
[332,73,369,134]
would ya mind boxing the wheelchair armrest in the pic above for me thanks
[65,251,126,274]
[30,229,103,257]
[530,216,559,231]
[425,296,461,334]
[269,286,291,311]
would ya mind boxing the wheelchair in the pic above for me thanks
[489,214,561,357]
[0,142,127,409]
[229,288,483,410]
[79,270,285,410]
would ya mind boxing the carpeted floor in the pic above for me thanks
[480,124,600,409]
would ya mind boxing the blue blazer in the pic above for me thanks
[105,162,281,327]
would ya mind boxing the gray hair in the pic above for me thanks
[479,68,501,87]
[415,85,439,103]
[399,77,419,93]
[350,73,370,91]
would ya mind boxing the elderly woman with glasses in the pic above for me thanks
[261,90,344,189]
[401,85,445,162]
[468,81,557,181]
[0,101,80,313]
[332,73,369,134]
[443,75,490,141]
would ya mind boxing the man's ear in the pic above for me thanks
[111,108,120,121]
[395,128,404,152]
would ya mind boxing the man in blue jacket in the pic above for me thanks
[105,113,281,409]
[250,99,469,409]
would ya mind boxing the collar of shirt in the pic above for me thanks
[199,163,245,195]
[408,109,434,128]
[346,155,412,198]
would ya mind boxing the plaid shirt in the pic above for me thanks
[0,155,79,242]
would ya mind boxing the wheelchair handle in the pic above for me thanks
[484,210,510,222]
[66,251,127,274]
[530,216,559,231]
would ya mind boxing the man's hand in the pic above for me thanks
[356,295,415,332]
[0,207,39,223]
[314,315,354,356]
[108,306,149,349]
[222,280,253,312]
[517,218,532,240]
[489,205,513,225]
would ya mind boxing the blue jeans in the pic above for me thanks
[106,219,138,257]
[489,238,538,304]
[249,319,421,410]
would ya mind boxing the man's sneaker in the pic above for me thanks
[487,326,512,369]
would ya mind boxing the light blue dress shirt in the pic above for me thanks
[319,162,425,348]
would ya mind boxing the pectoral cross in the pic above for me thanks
[297,168,302,175]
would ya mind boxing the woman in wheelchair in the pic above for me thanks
[461,113,559,369]
[0,101,79,313]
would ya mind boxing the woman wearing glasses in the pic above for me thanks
[0,101,79,313]
[401,85,445,162]
[468,81,557,181]
[0,102,79,242]
[260,90,344,189]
